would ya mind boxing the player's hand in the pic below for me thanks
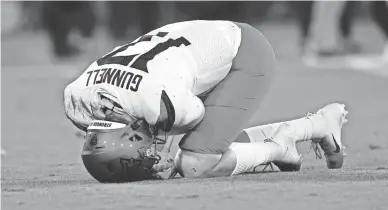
[151,151,177,180]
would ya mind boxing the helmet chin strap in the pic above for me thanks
[142,124,169,169]
[149,125,167,145]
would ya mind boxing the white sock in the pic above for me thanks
[229,141,283,175]
[244,114,327,143]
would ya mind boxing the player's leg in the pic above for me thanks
[307,1,347,54]
[371,1,388,40]
[241,103,349,170]
[174,102,349,176]
[175,22,289,178]
[41,2,81,58]
[370,1,388,60]
[288,1,314,55]
[242,117,320,145]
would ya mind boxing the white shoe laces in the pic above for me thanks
[304,112,324,159]
[308,141,323,159]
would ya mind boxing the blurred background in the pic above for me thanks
[2,1,388,68]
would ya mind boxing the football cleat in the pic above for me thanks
[308,103,348,169]
[271,123,303,172]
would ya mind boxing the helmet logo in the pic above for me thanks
[138,147,161,164]
[88,133,99,146]
[120,158,143,170]
[138,147,155,158]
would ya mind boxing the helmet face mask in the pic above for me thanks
[81,120,161,183]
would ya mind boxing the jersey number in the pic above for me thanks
[96,32,191,73]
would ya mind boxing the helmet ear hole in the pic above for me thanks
[134,134,143,141]
[128,134,143,142]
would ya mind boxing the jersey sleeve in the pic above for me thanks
[63,81,96,132]
[164,86,205,135]
[132,81,205,135]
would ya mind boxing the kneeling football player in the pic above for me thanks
[64,20,348,182]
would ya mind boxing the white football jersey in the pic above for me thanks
[64,20,241,133]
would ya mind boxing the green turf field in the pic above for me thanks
[2,22,388,210]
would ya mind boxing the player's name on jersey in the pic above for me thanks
[85,68,143,92]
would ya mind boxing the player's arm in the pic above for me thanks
[155,92,188,154]
[154,89,205,136]
[151,90,205,179]
[152,89,203,152]
[64,84,90,132]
